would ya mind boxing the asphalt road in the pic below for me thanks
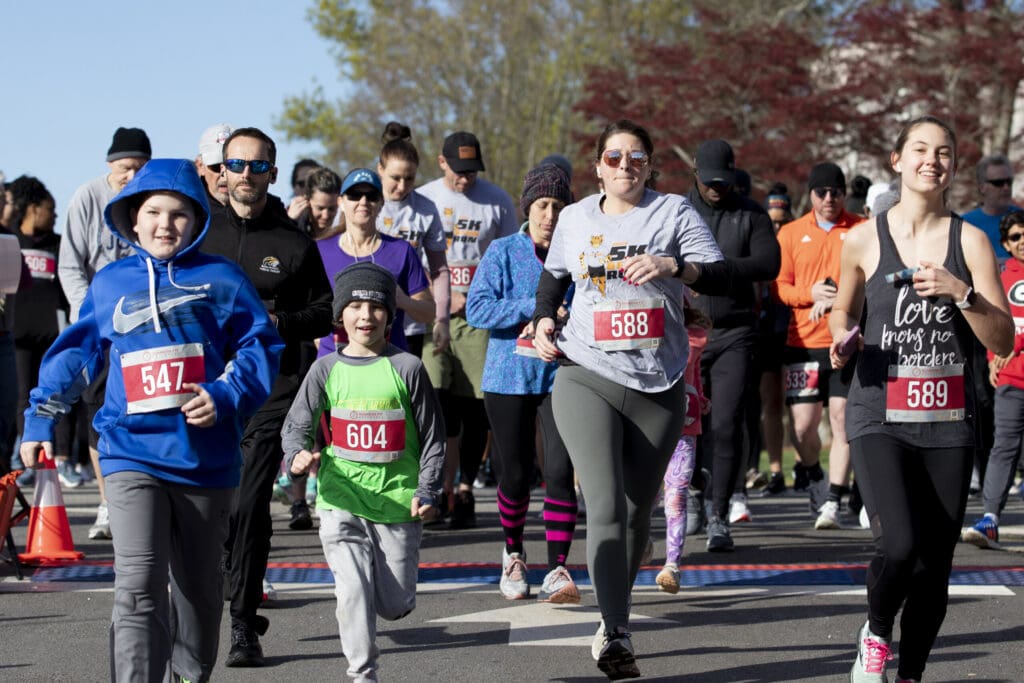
[3,481,1023,682]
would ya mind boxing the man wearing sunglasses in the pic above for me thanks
[202,127,333,668]
[963,154,1019,262]
[418,131,519,530]
[683,139,780,551]
[773,162,864,532]
[195,123,233,207]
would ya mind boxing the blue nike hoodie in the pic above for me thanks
[23,159,284,487]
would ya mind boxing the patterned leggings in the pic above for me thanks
[663,435,696,565]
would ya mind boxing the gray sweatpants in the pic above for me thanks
[551,364,686,632]
[105,470,233,683]
[318,508,422,682]
[983,384,1024,516]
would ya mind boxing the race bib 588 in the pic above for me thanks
[592,298,665,351]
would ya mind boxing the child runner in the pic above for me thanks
[656,294,711,593]
[282,262,445,683]
[19,158,283,682]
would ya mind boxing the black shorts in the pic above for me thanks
[783,346,850,405]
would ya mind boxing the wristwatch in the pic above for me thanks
[955,286,976,310]
[673,254,687,278]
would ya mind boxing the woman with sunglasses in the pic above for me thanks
[317,168,435,357]
[830,116,1012,683]
[532,119,723,680]
[376,122,451,358]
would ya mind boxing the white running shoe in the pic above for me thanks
[537,566,580,604]
[850,620,893,682]
[859,505,870,530]
[499,549,530,600]
[815,500,841,530]
[88,503,112,540]
[656,563,680,594]
[261,578,277,602]
[729,493,752,524]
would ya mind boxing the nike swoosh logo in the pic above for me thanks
[112,293,207,334]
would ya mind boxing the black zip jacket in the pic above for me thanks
[202,195,332,410]
[686,187,780,329]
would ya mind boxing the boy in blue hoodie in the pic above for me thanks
[20,159,283,683]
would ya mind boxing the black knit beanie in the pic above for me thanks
[332,262,397,323]
[521,164,572,215]
[107,127,152,162]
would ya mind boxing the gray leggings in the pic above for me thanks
[105,471,233,683]
[552,365,686,632]
[983,384,1024,517]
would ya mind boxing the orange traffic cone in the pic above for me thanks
[18,450,84,565]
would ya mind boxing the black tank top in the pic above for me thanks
[845,212,977,448]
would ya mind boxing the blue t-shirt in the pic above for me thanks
[962,205,1022,261]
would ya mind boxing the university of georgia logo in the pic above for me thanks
[259,256,282,274]
[1009,280,1024,306]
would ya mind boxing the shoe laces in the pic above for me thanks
[861,637,893,674]
[231,622,258,647]
[506,555,526,581]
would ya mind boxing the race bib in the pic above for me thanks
[22,249,56,281]
[784,361,820,400]
[121,343,205,414]
[449,259,479,293]
[885,364,965,422]
[592,298,665,351]
[330,407,406,463]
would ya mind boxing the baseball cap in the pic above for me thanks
[198,124,233,166]
[695,139,736,186]
[340,168,383,195]
[442,131,485,173]
[808,162,846,191]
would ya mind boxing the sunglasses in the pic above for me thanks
[206,163,223,174]
[1005,232,1024,243]
[344,189,382,203]
[224,159,273,175]
[601,149,649,170]
[812,187,845,199]
[987,177,1013,188]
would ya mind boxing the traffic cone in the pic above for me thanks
[18,450,84,565]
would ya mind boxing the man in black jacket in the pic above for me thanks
[201,127,333,667]
[686,140,780,552]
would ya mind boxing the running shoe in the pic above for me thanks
[225,620,265,667]
[537,566,580,604]
[76,462,96,484]
[808,476,829,517]
[706,515,734,552]
[685,486,705,536]
[729,493,752,524]
[56,460,84,489]
[850,620,892,683]
[89,503,112,540]
[449,489,477,529]
[592,620,606,661]
[961,514,1000,549]
[745,468,769,490]
[305,474,317,506]
[272,473,291,505]
[596,627,641,680]
[815,500,841,530]
[15,467,36,488]
[655,563,680,594]
[288,500,313,531]
[792,462,809,492]
[639,537,654,566]
[261,578,277,603]
[500,548,530,600]
[859,506,870,530]
[760,471,786,497]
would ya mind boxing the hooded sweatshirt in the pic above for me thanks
[22,159,284,487]
[992,257,1024,388]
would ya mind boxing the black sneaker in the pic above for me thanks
[225,620,265,667]
[761,471,786,497]
[289,500,313,531]
[792,463,809,492]
[449,490,477,529]
[596,627,641,680]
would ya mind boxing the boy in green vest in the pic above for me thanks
[282,262,444,682]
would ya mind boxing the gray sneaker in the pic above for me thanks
[706,515,734,552]
[56,460,84,489]
[850,620,893,682]
[596,627,641,679]
[685,478,707,536]
[499,549,529,600]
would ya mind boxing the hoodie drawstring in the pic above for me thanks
[145,260,213,334]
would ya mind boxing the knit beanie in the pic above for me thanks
[107,127,152,162]
[332,262,397,323]
[520,164,572,215]
[807,162,846,192]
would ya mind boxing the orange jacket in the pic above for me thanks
[773,209,864,348]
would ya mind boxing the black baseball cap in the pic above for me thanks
[442,131,485,173]
[695,139,736,186]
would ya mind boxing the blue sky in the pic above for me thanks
[1,1,345,223]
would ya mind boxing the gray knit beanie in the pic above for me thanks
[521,164,573,215]
[332,262,397,323]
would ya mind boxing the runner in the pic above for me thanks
[465,163,579,603]
[375,122,451,359]
[282,263,444,683]
[830,115,1013,683]
[532,119,723,680]
[20,159,283,682]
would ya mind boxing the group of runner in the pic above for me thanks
[3,113,1019,682]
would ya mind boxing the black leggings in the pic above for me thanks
[851,432,972,681]
[439,391,489,486]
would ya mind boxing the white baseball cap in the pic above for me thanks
[198,124,233,166]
